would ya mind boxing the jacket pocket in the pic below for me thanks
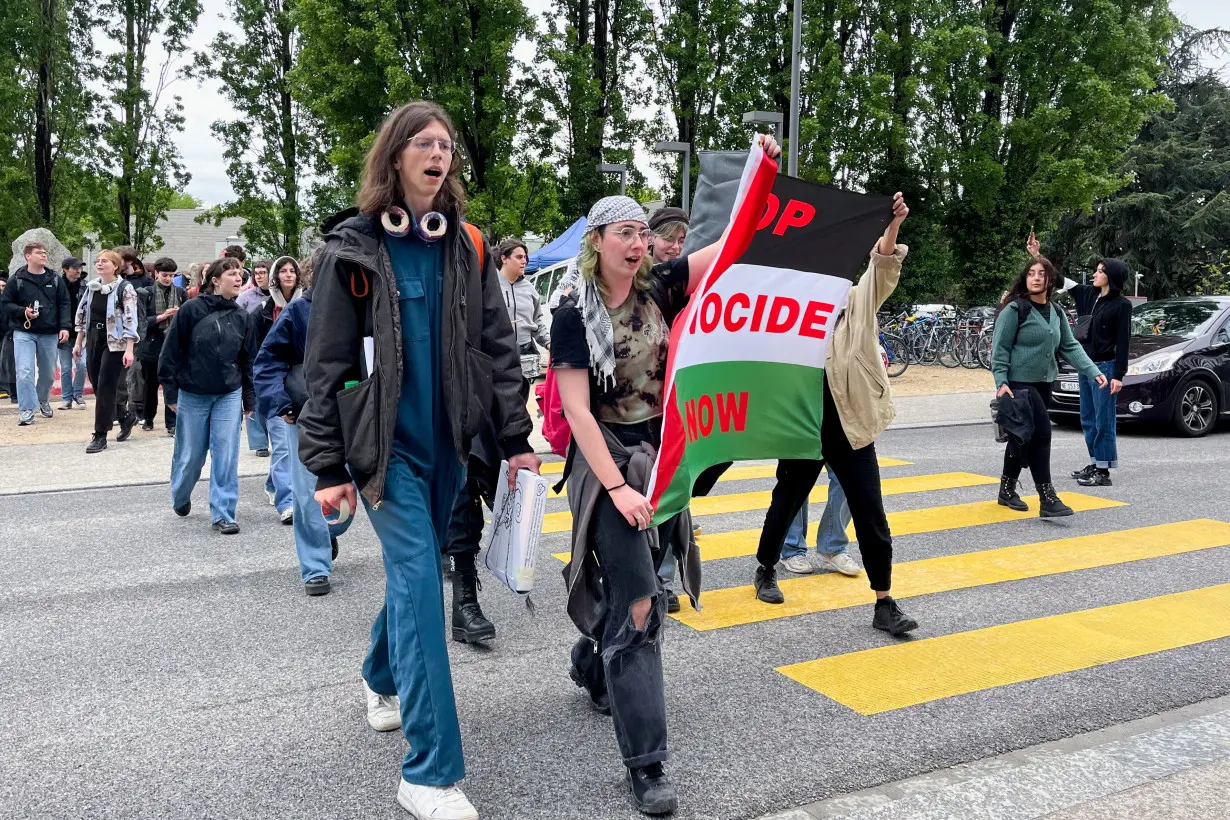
[463,346,495,439]
[853,353,888,399]
[336,378,380,475]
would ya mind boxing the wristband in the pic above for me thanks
[605,481,627,493]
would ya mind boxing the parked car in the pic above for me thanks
[1049,296,1230,437]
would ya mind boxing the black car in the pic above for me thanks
[1050,296,1230,437]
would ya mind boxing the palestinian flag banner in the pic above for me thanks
[647,145,894,525]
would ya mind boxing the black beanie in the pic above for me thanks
[1101,258,1130,293]
[648,206,690,233]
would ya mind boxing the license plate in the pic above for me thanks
[1059,381,1078,393]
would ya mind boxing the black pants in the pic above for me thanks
[442,475,484,573]
[1002,381,1053,485]
[86,327,127,438]
[571,491,669,769]
[140,359,175,429]
[756,378,894,591]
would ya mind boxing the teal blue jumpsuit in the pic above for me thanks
[360,227,466,786]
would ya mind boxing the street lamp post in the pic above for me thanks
[653,141,692,214]
[598,163,627,196]
[788,0,802,176]
[742,112,786,176]
[1135,273,1144,298]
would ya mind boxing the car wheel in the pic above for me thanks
[1172,379,1219,437]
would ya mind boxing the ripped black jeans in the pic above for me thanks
[571,490,668,769]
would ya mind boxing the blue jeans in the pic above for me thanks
[362,455,464,786]
[170,389,242,524]
[12,331,59,412]
[1080,361,1118,468]
[59,343,86,403]
[782,470,851,558]
[266,415,294,513]
[284,422,353,581]
[245,411,269,450]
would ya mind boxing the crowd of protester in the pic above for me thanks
[0,97,1140,820]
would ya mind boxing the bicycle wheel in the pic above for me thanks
[882,333,909,377]
[977,329,995,369]
[961,334,983,368]
[937,334,961,368]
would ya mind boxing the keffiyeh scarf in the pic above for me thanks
[550,259,617,390]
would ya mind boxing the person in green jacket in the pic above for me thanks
[992,255,1108,517]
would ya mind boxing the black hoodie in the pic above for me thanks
[0,266,70,336]
[1069,259,1133,379]
[158,293,257,410]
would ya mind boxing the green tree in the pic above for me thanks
[97,0,202,252]
[1048,27,1230,298]
[166,190,202,209]
[294,0,534,236]
[193,0,314,257]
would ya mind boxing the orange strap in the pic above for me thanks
[463,222,486,263]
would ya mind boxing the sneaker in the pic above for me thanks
[141,421,154,432]
[692,523,702,537]
[280,508,293,525]
[166,427,175,437]
[754,565,785,604]
[255,447,270,458]
[59,400,73,411]
[363,680,402,732]
[211,520,240,535]
[74,397,86,408]
[1077,470,1112,487]
[818,551,861,577]
[626,763,678,816]
[174,502,191,517]
[873,596,919,636]
[396,780,477,820]
[39,402,53,418]
[331,537,339,560]
[1071,464,1096,480]
[86,434,108,454]
[665,590,680,614]
[266,489,277,507]
[782,554,816,575]
[305,576,331,596]
[18,410,34,426]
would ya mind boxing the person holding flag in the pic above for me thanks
[750,192,921,638]
[552,134,781,817]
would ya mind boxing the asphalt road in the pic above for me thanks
[2,420,1228,819]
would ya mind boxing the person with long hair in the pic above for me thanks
[298,101,537,820]
[72,251,139,453]
[992,255,1108,517]
[258,256,305,524]
[551,135,780,817]
[159,257,258,534]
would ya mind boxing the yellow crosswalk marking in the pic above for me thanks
[674,509,1208,634]
[542,471,995,535]
[543,458,912,498]
[778,582,1230,715]
[690,492,1127,563]
[541,462,565,475]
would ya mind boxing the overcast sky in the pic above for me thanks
[177,0,1229,207]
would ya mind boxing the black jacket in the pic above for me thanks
[1,267,70,336]
[1068,258,1133,380]
[140,283,188,363]
[298,209,533,504]
[64,276,85,321]
[158,294,257,411]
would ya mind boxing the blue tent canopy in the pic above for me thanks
[526,217,586,274]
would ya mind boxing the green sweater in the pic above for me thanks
[991,300,1101,387]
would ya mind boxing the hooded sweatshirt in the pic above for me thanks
[158,293,257,410]
[498,273,550,351]
[1062,259,1133,379]
[258,256,303,342]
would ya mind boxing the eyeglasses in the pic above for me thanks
[609,227,652,245]
[408,137,455,154]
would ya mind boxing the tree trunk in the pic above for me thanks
[34,0,57,225]
[278,16,299,257]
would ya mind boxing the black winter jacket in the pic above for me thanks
[1,267,70,336]
[158,294,257,410]
[1068,282,1133,380]
[298,209,532,505]
[139,283,188,363]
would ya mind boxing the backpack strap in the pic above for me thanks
[463,222,486,265]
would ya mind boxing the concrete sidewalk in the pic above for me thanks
[0,391,993,496]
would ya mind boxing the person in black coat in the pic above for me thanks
[140,258,187,433]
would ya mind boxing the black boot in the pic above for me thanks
[116,412,135,442]
[1037,482,1074,518]
[626,763,678,816]
[997,475,1028,511]
[451,570,496,644]
[86,434,108,454]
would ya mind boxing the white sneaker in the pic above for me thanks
[363,680,401,732]
[782,554,815,575]
[280,508,293,525]
[817,552,861,576]
[266,489,277,506]
[397,781,477,820]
